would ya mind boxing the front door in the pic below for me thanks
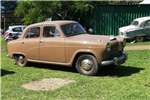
[22,27,40,60]
[39,26,65,63]
[142,20,150,35]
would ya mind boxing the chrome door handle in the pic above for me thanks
[21,42,24,44]
[40,41,43,43]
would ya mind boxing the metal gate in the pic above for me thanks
[93,5,150,35]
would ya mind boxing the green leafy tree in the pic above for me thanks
[15,1,61,24]
[15,1,95,25]
[15,0,142,26]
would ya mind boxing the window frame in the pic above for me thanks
[143,20,150,28]
[24,26,41,39]
[12,27,23,32]
[42,25,61,38]
[60,23,86,37]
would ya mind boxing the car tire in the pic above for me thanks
[75,54,99,76]
[15,55,27,67]
[136,36,144,42]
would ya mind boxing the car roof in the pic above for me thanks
[28,20,77,27]
[8,25,25,29]
[133,16,150,23]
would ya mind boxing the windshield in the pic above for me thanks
[61,23,86,36]
[131,21,139,26]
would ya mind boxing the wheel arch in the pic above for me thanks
[12,52,26,58]
[71,50,97,67]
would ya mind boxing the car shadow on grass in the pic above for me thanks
[98,65,144,77]
[1,69,15,77]
[28,63,144,77]
[28,62,77,73]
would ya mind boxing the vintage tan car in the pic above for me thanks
[7,20,127,75]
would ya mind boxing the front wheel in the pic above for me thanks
[75,54,99,76]
[15,55,27,67]
[136,36,144,42]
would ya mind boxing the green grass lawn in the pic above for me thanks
[1,37,150,100]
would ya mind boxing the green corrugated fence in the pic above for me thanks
[93,5,150,36]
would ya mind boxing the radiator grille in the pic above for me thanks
[103,42,123,60]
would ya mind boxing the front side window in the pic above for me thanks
[25,27,40,38]
[61,23,86,37]
[143,20,150,27]
[43,26,60,37]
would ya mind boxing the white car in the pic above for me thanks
[4,25,25,41]
[119,16,150,42]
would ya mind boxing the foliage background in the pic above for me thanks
[15,1,142,29]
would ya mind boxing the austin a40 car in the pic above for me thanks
[7,21,127,75]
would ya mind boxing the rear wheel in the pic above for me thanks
[15,55,27,67]
[75,54,99,76]
[136,36,144,42]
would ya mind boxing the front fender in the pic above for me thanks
[69,49,103,65]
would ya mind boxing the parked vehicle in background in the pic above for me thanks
[7,20,127,76]
[4,25,25,42]
[119,16,150,42]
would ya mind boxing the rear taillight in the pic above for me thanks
[4,32,9,37]
[4,32,9,36]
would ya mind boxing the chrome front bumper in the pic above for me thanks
[101,53,127,66]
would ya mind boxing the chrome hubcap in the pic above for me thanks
[80,59,93,71]
[18,56,24,64]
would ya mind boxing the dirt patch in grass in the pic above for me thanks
[22,78,75,91]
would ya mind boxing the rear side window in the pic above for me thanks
[12,27,22,32]
[43,26,60,37]
[25,27,40,38]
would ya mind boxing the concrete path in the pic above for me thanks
[125,45,150,50]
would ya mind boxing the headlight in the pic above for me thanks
[106,42,111,48]
[106,42,111,51]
